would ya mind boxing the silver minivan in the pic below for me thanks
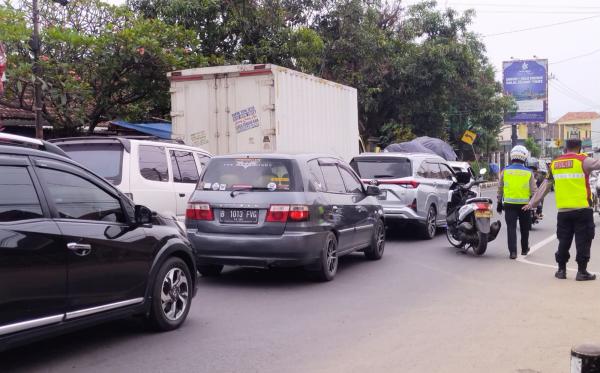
[350,153,455,239]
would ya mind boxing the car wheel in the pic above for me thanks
[420,205,437,240]
[198,264,224,277]
[309,232,338,282]
[364,219,385,260]
[148,257,193,331]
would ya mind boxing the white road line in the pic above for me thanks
[516,233,599,275]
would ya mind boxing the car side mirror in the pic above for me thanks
[134,205,153,225]
[365,185,381,196]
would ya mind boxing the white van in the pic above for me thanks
[51,137,211,222]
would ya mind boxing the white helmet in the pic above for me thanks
[510,145,529,162]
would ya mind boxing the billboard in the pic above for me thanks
[502,59,548,123]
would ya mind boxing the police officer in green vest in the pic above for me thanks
[526,138,600,280]
[497,145,538,259]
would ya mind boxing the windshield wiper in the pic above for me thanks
[230,186,271,197]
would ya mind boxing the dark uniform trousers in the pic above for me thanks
[556,208,595,265]
[504,203,531,254]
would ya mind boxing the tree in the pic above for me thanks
[525,136,541,158]
[0,0,207,135]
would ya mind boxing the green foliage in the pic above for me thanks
[0,0,207,135]
[525,136,542,158]
[379,122,416,148]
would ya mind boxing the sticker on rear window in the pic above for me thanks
[267,182,277,191]
[219,184,226,191]
[204,183,211,189]
[212,182,220,191]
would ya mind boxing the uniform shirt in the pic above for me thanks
[529,154,600,212]
[497,164,538,202]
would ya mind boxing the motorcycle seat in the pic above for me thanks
[466,197,493,204]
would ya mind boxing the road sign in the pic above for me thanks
[461,130,477,145]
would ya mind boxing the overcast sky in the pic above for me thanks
[108,0,600,121]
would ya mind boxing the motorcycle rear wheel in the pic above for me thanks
[446,227,465,248]
[473,232,488,256]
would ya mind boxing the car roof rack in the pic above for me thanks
[50,135,184,144]
[0,133,70,158]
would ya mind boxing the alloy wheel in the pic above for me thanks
[427,207,437,238]
[376,223,385,254]
[326,238,338,273]
[161,267,189,321]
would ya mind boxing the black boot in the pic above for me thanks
[555,263,567,279]
[510,252,517,260]
[576,262,597,281]
[521,247,530,256]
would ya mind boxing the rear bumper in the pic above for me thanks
[187,230,327,268]
[381,206,424,222]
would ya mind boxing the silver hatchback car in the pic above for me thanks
[186,154,386,281]
[350,153,455,239]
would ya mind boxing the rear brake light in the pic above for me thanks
[289,205,310,221]
[266,205,290,222]
[378,179,420,189]
[186,203,214,221]
[475,202,491,211]
[266,205,310,222]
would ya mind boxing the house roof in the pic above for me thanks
[0,105,34,120]
[556,112,600,124]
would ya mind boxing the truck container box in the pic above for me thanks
[168,64,359,161]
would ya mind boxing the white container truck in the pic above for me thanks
[168,64,360,161]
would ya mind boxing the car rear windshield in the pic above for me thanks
[199,158,301,192]
[59,143,124,184]
[350,157,412,179]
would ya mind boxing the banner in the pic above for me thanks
[503,59,548,123]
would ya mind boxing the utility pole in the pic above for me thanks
[511,124,518,148]
[31,0,43,139]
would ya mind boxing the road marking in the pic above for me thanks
[516,233,599,275]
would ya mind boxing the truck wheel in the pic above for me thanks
[364,219,385,260]
[198,264,223,277]
[147,257,192,331]
[419,206,437,240]
[309,232,338,282]
[473,232,488,256]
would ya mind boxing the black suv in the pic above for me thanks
[0,134,197,351]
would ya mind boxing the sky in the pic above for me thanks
[107,0,600,122]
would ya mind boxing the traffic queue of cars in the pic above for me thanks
[0,133,461,350]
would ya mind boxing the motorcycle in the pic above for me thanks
[530,206,543,226]
[445,169,502,255]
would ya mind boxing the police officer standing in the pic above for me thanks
[526,138,600,281]
[497,145,537,259]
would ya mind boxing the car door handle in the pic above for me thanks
[67,242,92,257]
[179,193,186,197]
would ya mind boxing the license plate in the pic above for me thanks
[474,210,492,218]
[219,209,259,224]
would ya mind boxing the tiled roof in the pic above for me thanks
[556,111,600,123]
[0,104,34,120]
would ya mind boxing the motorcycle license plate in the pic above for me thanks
[474,210,492,218]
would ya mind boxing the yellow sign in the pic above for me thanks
[461,130,477,145]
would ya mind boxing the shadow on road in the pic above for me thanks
[0,318,155,372]
[200,252,379,288]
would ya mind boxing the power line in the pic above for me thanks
[549,81,600,110]
[550,47,600,65]
[483,14,600,37]
[448,2,600,9]
[553,78,600,108]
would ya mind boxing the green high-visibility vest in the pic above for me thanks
[551,154,590,209]
[503,165,532,204]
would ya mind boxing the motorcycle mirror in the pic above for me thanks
[479,168,487,176]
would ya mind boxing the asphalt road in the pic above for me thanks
[4,189,600,373]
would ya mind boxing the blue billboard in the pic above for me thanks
[503,59,548,123]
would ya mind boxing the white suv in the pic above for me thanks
[51,137,211,222]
